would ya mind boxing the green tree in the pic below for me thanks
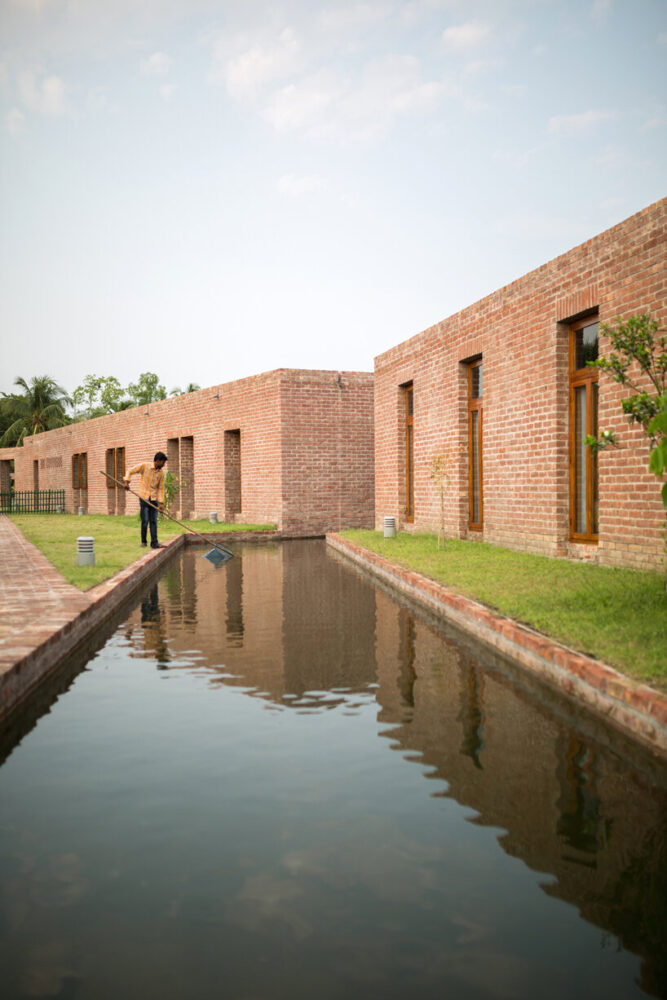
[592,314,666,433]
[170,383,201,396]
[0,375,71,447]
[587,314,666,504]
[127,372,167,407]
[587,314,667,574]
[71,374,128,420]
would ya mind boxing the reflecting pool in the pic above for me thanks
[0,541,665,1000]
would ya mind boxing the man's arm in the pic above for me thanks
[124,463,145,489]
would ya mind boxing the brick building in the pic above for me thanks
[374,198,666,570]
[1,199,665,564]
[0,369,375,536]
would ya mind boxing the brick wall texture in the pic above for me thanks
[2,199,664,566]
[374,198,667,570]
[1,369,375,536]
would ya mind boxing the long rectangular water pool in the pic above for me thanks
[0,540,665,999]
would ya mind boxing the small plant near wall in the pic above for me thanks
[430,447,458,549]
[163,471,185,517]
[585,313,667,575]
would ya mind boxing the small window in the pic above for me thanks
[468,360,483,530]
[105,447,125,488]
[404,383,414,522]
[569,317,598,541]
[573,321,599,371]
[72,453,88,489]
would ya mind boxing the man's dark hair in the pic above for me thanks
[154,451,168,463]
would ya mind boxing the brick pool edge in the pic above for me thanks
[0,531,283,724]
[326,533,667,757]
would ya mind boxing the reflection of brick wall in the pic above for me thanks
[375,198,667,569]
[373,597,667,993]
[5,369,374,534]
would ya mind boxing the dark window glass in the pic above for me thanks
[471,364,483,399]
[574,323,598,370]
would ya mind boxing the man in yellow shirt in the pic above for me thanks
[124,451,167,548]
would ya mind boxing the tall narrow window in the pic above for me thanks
[72,453,88,489]
[404,384,414,522]
[569,317,598,541]
[105,447,125,487]
[468,360,483,530]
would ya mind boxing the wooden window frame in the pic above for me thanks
[569,315,599,543]
[404,383,414,522]
[467,359,483,531]
[105,447,126,488]
[72,452,88,490]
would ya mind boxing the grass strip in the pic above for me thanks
[341,530,667,686]
[8,514,274,591]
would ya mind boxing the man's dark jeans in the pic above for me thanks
[140,498,159,547]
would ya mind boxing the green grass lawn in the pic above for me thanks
[8,513,275,591]
[342,530,667,686]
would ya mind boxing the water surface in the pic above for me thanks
[1,541,665,1000]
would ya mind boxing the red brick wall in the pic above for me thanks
[4,369,374,536]
[374,198,667,570]
[280,371,375,534]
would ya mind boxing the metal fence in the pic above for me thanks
[0,490,66,513]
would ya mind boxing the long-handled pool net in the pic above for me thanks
[99,471,233,565]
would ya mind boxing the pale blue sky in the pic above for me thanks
[1,0,665,397]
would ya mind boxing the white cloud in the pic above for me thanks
[18,71,66,114]
[218,28,300,100]
[159,83,176,101]
[261,55,446,143]
[640,105,667,130]
[263,77,333,134]
[6,106,25,133]
[277,173,326,197]
[442,20,491,50]
[548,109,616,134]
[141,51,172,77]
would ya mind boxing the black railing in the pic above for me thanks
[0,490,66,513]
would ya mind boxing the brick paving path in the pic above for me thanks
[0,516,92,673]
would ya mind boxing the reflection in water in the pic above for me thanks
[398,611,417,708]
[458,660,485,770]
[139,584,170,667]
[556,735,612,863]
[225,554,244,646]
[0,541,665,1000]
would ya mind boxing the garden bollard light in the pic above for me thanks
[77,536,95,567]
[384,516,396,538]
[209,512,219,523]
[78,506,84,515]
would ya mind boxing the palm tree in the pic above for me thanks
[0,375,72,446]
[170,382,201,396]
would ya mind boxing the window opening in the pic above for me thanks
[224,430,241,519]
[404,384,414,522]
[105,447,125,487]
[468,360,483,530]
[569,317,598,541]
[72,453,88,489]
